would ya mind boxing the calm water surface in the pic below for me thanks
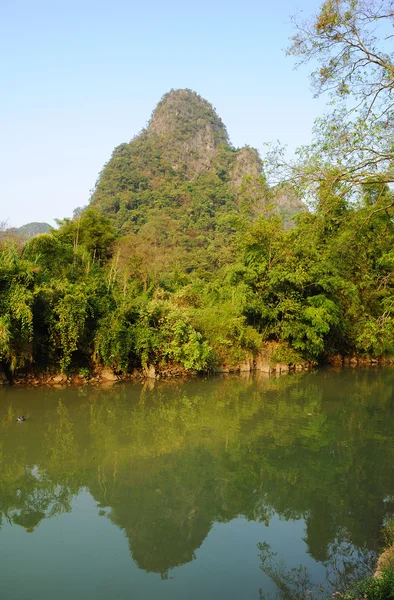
[0,368,393,600]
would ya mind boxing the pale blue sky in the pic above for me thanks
[1,0,326,227]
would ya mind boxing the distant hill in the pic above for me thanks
[3,222,52,239]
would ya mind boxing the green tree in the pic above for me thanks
[269,0,394,206]
[0,243,36,372]
[54,208,116,261]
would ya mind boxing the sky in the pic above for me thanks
[0,0,328,227]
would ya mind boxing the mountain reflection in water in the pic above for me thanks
[0,368,393,599]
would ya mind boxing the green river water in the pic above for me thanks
[0,368,393,600]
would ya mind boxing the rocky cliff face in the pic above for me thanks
[145,89,234,180]
[146,89,229,175]
[229,146,262,189]
[270,184,307,226]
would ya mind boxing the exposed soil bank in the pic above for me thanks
[0,357,313,388]
[0,364,193,387]
[327,354,394,367]
[1,347,393,387]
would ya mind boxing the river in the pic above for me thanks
[0,367,393,599]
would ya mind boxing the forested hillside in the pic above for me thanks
[1,79,394,381]
[89,89,304,280]
[90,89,304,229]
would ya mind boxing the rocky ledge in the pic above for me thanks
[374,546,394,578]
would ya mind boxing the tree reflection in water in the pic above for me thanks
[0,368,393,592]
[258,538,376,599]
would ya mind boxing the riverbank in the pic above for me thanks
[1,358,393,387]
[347,523,394,600]
[1,342,394,387]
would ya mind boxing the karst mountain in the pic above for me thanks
[89,89,304,243]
